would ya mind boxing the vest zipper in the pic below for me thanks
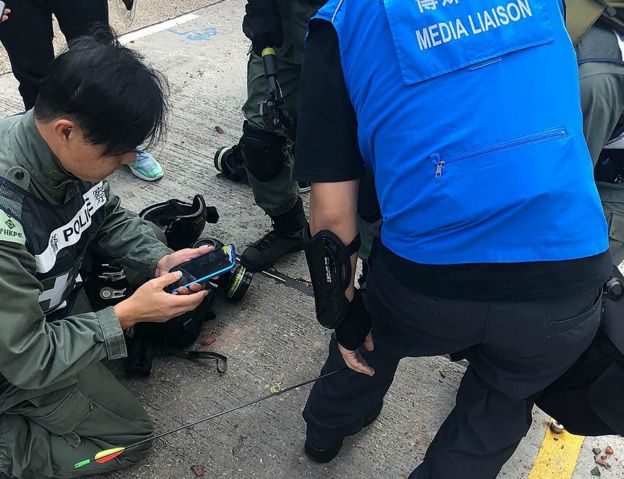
[431,127,566,179]
[435,160,445,178]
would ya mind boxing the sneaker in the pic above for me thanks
[214,145,249,184]
[128,149,164,182]
[298,181,311,193]
[304,401,384,464]
[241,198,307,272]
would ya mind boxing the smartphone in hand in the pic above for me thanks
[168,244,237,292]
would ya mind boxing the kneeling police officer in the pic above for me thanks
[0,34,210,478]
[296,0,612,477]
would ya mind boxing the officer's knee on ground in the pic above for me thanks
[119,408,155,466]
[240,121,288,182]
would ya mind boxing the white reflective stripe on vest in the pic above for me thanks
[35,182,107,274]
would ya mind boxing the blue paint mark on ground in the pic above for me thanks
[169,27,217,42]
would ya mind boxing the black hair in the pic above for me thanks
[34,28,168,156]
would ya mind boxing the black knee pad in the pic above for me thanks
[240,122,287,182]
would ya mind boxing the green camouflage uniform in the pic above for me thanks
[567,0,624,264]
[0,111,172,478]
[242,0,323,217]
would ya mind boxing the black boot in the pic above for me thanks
[241,198,307,272]
[214,144,249,184]
[304,401,384,464]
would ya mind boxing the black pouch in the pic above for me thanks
[595,147,624,184]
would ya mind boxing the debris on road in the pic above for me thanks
[593,447,602,456]
[269,381,284,395]
[190,464,205,477]
[595,455,611,470]
[606,445,614,455]
[591,466,601,476]
[201,337,216,347]
[214,126,225,134]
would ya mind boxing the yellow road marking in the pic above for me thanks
[528,423,585,479]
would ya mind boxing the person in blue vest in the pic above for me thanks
[294,0,612,477]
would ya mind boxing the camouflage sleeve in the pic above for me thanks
[89,182,172,279]
[0,241,126,390]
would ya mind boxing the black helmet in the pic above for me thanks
[140,195,219,250]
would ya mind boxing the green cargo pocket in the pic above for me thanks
[598,182,624,263]
[15,387,93,441]
[607,208,624,265]
[607,208,624,246]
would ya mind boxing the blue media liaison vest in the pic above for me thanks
[314,0,608,265]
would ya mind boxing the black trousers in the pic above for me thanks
[0,0,109,110]
[304,254,603,479]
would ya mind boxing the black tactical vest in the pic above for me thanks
[0,177,108,317]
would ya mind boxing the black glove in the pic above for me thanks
[335,289,372,351]
[242,0,283,56]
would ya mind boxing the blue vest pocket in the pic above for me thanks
[430,127,567,179]
[413,127,572,253]
[383,0,555,84]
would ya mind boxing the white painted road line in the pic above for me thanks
[119,13,199,44]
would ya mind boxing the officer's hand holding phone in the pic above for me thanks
[114,272,209,330]
[113,246,216,330]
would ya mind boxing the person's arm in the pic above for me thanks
[0,240,209,390]
[309,181,375,376]
[296,20,374,375]
[88,182,172,278]
[309,182,359,300]
[0,242,126,389]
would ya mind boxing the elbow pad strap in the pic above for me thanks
[304,226,361,329]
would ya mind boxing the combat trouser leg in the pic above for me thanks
[242,52,301,217]
[49,0,109,42]
[241,0,319,217]
[239,52,308,272]
[579,62,624,165]
[303,335,400,446]
[598,182,624,265]
[305,249,602,477]
[410,366,534,479]
[0,362,153,479]
[0,0,55,110]
[580,62,624,265]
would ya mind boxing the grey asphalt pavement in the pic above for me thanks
[0,1,622,478]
